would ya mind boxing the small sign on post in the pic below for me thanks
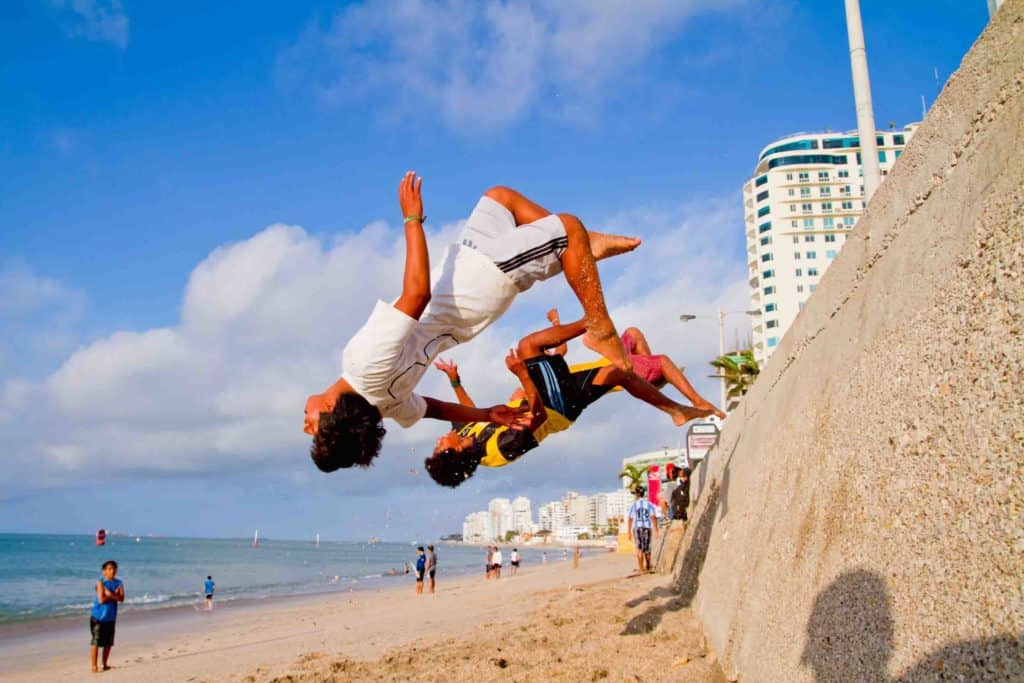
[686,421,720,463]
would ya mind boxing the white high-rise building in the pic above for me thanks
[589,494,609,529]
[462,511,494,543]
[563,492,590,527]
[605,489,634,523]
[511,496,533,534]
[488,498,511,538]
[540,501,569,534]
[743,126,917,365]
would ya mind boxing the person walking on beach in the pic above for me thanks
[89,560,124,673]
[510,548,520,575]
[669,467,692,523]
[492,546,503,579]
[426,544,438,594]
[415,546,426,595]
[627,487,660,574]
[304,173,642,473]
[485,546,494,579]
[204,575,215,610]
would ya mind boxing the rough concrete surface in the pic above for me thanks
[666,4,1024,681]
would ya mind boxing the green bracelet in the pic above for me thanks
[404,215,426,224]
[450,379,461,388]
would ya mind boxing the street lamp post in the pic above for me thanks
[680,308,761,411]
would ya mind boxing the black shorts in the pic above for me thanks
[415,571,424,582]
[524,355,612,421]
[634,527,652,554]
[90,617,116,647]
[511,561,519,567]
[205,594,213,600]
[429,569,436,579]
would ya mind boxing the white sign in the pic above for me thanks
[686,422,720,461]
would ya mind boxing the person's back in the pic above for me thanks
[204,576,215,610]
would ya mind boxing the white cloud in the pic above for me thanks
[277,0,748,131]
[1,196,748,500]
[52,0,129,48]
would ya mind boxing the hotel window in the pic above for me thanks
[797,285,804,293]
[785,173,793,180]
[763,286,776,295]
[759,221,772,233]
[762,269,775,279]
[819,187,831,197]
[803,218,815,228]
[758,206,770,217]
[844,216,856,226]
[806,251,817,259]
[810,284,818,292]
[767,337,778,347]
[823,217,835,228]
[760,236,772,246]
[804,235,816,243]
[821,202,833,213]
[801,203,813,213]
[800,187,811,198]
[787,188,795,197]
[756,190,769,202]
[766,320,779,329]
[798,301,806,310]
[792,236,800,244]
[755,175,768,186]
[794,252,801,260]
[761,253,773,262]
[841,201,854,210]
[895,150,902,159]
[795,268,803,277]
[790,204,797,212]
[808,268,819,277]
[824,234,837,242]
[798,172,809,182]
[765,303,777,312]
[791,220,798,228]
[838,169,849,178]
[893,134,905,145]
[826,250,837,259]
[817,171,829,181]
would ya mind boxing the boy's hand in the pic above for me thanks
[486,403,531,430]
[433,358,459,381]
[399,171,424,219]
[505,348,527,376]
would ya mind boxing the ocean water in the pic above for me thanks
[0,533,549,624]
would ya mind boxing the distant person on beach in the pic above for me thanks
[628,487,660,573]
[424,318,715,487]
[542,551,547,564]
[304,173,642,473]
[573,545,581,569]
[204,575,215,610]
[89,560,124,673]
[404,561,410,575]
[415,547,426,595]
[426,545,438,594]
[492,546,503,578]
[485,546,493,579]
[510,548,520,575]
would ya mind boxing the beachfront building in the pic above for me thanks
[488,498,513,539]
[511,496,533,535]
[744,125,918,365]
[538,501,568,534]
[620,448,685,488]
[462,511,495,543]
[588,494,609,529]
[563,491,590,527]
[604,489,634,524]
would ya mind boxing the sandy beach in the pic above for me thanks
[3,553,724,682]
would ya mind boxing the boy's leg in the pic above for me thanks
[557,213,631,371]
[656,357,726,419]
[101,646,111,669]
[517,319,587,358]
[593,366,714,426]
[91,645,99,672]
[622,327,653,355]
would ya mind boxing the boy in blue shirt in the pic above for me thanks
[415,546,426,595]
[90,560,124,673]
[204,575,215,610]
[627,487,661,574]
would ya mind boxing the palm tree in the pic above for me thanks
[618,464,648,494]
[710,350,760,409]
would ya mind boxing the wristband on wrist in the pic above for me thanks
[404,215,426,224]
[450,378,461,388]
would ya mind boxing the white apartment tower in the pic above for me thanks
[511,496,533,534]
[743,126,917,365]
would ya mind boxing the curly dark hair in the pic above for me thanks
[310,394,385,472]
[424,445,481,488]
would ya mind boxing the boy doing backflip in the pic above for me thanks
[304,173,640,472]
[424,318,716,487]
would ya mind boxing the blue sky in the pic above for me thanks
[0,1,988,540]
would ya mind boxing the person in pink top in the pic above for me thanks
[545,309,725,419]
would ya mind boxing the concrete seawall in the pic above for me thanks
[669,4,1023,680]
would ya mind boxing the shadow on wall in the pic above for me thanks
[803,570,1024,682]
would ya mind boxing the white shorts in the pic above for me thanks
[459,196,568,292]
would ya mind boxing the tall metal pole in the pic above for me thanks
[844,0,882,203]
[717,308,727,410]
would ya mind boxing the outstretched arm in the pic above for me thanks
[423,396,529,429]
[505,349,547,430]
[393,172,431,320]
[433,359,475,408]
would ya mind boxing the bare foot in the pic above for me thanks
[590,233,641,260]
[669,405,715,427]
[103,666,114,671]
[694,401,727,420]
[582,328,632,372]
[92,668,100,673]
[546,308,560,325]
